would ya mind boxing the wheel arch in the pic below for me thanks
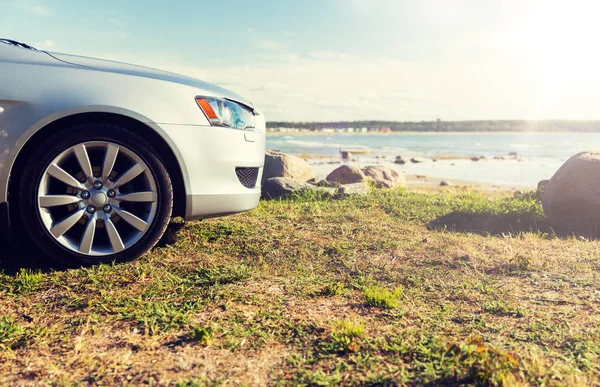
[7,112,188,222]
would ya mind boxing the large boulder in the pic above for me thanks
[326,165,366,184]
[542,152,600,234]
[262,151,315,185]
[361,165,405,188]
[262,177,334,200]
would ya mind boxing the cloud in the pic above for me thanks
[67,46,600,122]
[283,31,295,37]
[246,28,256,33]
[254,40,288,51]
[33,39,56,50]
[29,4,51,16]
[308,51,358,61]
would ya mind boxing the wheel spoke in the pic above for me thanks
[50,208,85,238]
[39,195,82,208]
[104,215,125,253]
[115,191,157,203]
[102,144,119,182]
[79,216,96,254]
[73,144,93,182]
[115,207,149,232]
[47,163,85,189]
[110,163,145,189]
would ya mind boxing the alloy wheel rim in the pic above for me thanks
[37,141,158,256]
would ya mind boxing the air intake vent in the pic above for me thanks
[235,167,259,189]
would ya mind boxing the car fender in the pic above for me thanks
[0,105,192,204]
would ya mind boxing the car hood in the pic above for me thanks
[46,51,253,109]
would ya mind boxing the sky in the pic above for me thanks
[2,0,600,122]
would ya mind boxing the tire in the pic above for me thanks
[18,123,173,266]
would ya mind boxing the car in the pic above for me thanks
[0,39,266,265]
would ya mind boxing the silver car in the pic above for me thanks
[0,39,265,265]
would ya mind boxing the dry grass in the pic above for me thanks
[1,187,599,386]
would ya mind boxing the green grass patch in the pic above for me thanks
[363,285,403,309]
[0,268,43,295]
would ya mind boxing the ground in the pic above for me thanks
[1,187,599,386]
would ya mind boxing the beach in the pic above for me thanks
[265,132,594,188]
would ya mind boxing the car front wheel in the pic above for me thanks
[18,124,173,265]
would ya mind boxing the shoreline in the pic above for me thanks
[296,154,531,192]
[266,132,567,189]
[292,154,535,191]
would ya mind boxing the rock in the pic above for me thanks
[340,151,351,160]
[394,156,406,165]
[471,157,480,162]
[542,152,600,235]
[508,151,518,156]
[261,177,334,200]
[536,179,549,200]
[326,165,366,184]
[440,181,453,186]
[410,157,426,163]
[362,165,406,188]
[262,151,315,185]
[335,182,370,198]
[315,180,342,188]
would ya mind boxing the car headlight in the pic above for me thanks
[195,97,255,130]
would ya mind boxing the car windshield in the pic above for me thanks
[0,38,36,50]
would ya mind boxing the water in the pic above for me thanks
[266,132,600,187]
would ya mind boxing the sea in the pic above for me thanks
[266,132,600,187]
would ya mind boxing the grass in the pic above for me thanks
[363,285,403,309]
[0,187,599,385]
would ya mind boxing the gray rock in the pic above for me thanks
[440,180,453,186]
[315,180,342,188]
[261,177,334,200]
[542,152,600,235]
[536,179,549,200]
[471,157,480,162]
[362,165,406,188]
[326,165,366,184]
[335,182,370,198]
[410,157,426,163]
[394,156,406,165]
[262,151,315,185]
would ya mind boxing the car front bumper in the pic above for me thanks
[158,123,265,220]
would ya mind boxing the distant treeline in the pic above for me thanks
[267,120,600,132]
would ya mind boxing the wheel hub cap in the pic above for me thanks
[91,191,108,206]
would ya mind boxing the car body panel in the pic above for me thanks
[0,42,265,230]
